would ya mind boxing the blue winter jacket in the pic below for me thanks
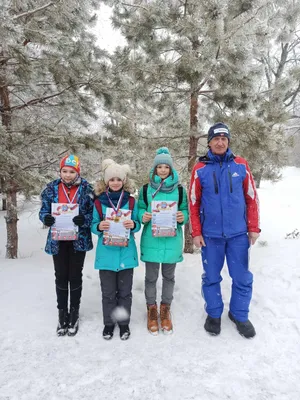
[39,178,94,255]
[91,193,140,272]
[189,149,260,239]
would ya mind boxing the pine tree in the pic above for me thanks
[102,0,273,251]
[215,0,300,185]
[0,1,111,258]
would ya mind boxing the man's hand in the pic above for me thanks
[193,235,206,248]
[142,212,152,223]
[248,232,260,245]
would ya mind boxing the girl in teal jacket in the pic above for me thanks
[91,159,140,341]
[138,147,189,335]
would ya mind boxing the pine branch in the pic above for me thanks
[275,43,289,80]
[120,2,148,11]
[284,82,300,107]
[287,38,300,52]
[12,2,55,20]
[260,57,272,89]
[23,150,69,171]
[138,133,207,140]
[0,56,11,65]
[138,134,189,140]
[227,4,268,39]
[9,84,86,111]
[183,0,188,17]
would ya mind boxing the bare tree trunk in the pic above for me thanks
[1,178,7,210]
[5,182,18,258]
[253,168,264,189]
[184,34,201,253]
[184,84,200,253]
[2,196,7,211]
[1,47,18,258]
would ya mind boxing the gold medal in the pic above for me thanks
[114,216,120,222]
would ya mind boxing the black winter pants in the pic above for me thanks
[52,241,86,310]
[99,269,134,326]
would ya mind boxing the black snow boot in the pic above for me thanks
[103,325,115,340]
[57,309,69,336]
[204,315,221,336]
[228,311,256,339]
[119,324,130,341]
[68,307,79,336]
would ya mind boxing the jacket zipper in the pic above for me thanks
[228,170,233,193]
[213,172,218,194]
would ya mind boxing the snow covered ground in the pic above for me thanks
[0,167,300,400]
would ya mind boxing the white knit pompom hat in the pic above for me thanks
[102,159,131,184]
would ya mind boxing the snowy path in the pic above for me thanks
[0,168,300,400]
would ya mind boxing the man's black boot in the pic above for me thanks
[228,311,256,338]
[204,315,221,336]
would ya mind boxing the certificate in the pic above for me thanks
[103,207,132,247]
[151,201,177,237]
[51,203,79,241]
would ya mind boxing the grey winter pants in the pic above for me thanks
[145,262,176,305]
[99,269,134,326]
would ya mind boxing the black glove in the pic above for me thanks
[72,214,85,227]
[44,214,55,227]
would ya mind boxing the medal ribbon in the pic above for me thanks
[62,184,79,204]
[151,180,164,200]
[105,189,125,213]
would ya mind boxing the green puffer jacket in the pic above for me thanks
[138,180,189,264]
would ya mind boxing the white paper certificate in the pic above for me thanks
[51,203,79,241]
[103,207,132,247]
[151,201,177,237]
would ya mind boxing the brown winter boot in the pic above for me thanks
[160,303,173,334]
[147,304,159,335]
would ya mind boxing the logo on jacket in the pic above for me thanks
[232,172,239,177]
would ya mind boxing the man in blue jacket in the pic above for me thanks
[189,123,260,338]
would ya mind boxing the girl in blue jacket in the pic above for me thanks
[91,159,140,341]
[39,155,93,337]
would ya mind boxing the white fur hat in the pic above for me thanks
[102,159,131,184]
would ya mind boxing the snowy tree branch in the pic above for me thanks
[138,134,189,140]
[227,5,268,39]
[12,2,55,20]
[120,2,148,11]
[9,84,86,111]
[284,82,300,107]
[0,56,11,65]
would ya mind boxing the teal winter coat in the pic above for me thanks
[91,196,140,272]
[138,176,189,264]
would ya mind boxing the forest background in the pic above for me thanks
[1,0,300,258]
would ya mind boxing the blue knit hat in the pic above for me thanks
[152,147,173,169]
[207,122,230,143]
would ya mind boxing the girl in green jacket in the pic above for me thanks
[138,147,189,335]
[92,159,140,341]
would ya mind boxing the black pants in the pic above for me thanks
[99,269,134,326]
[52,242,86,310]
